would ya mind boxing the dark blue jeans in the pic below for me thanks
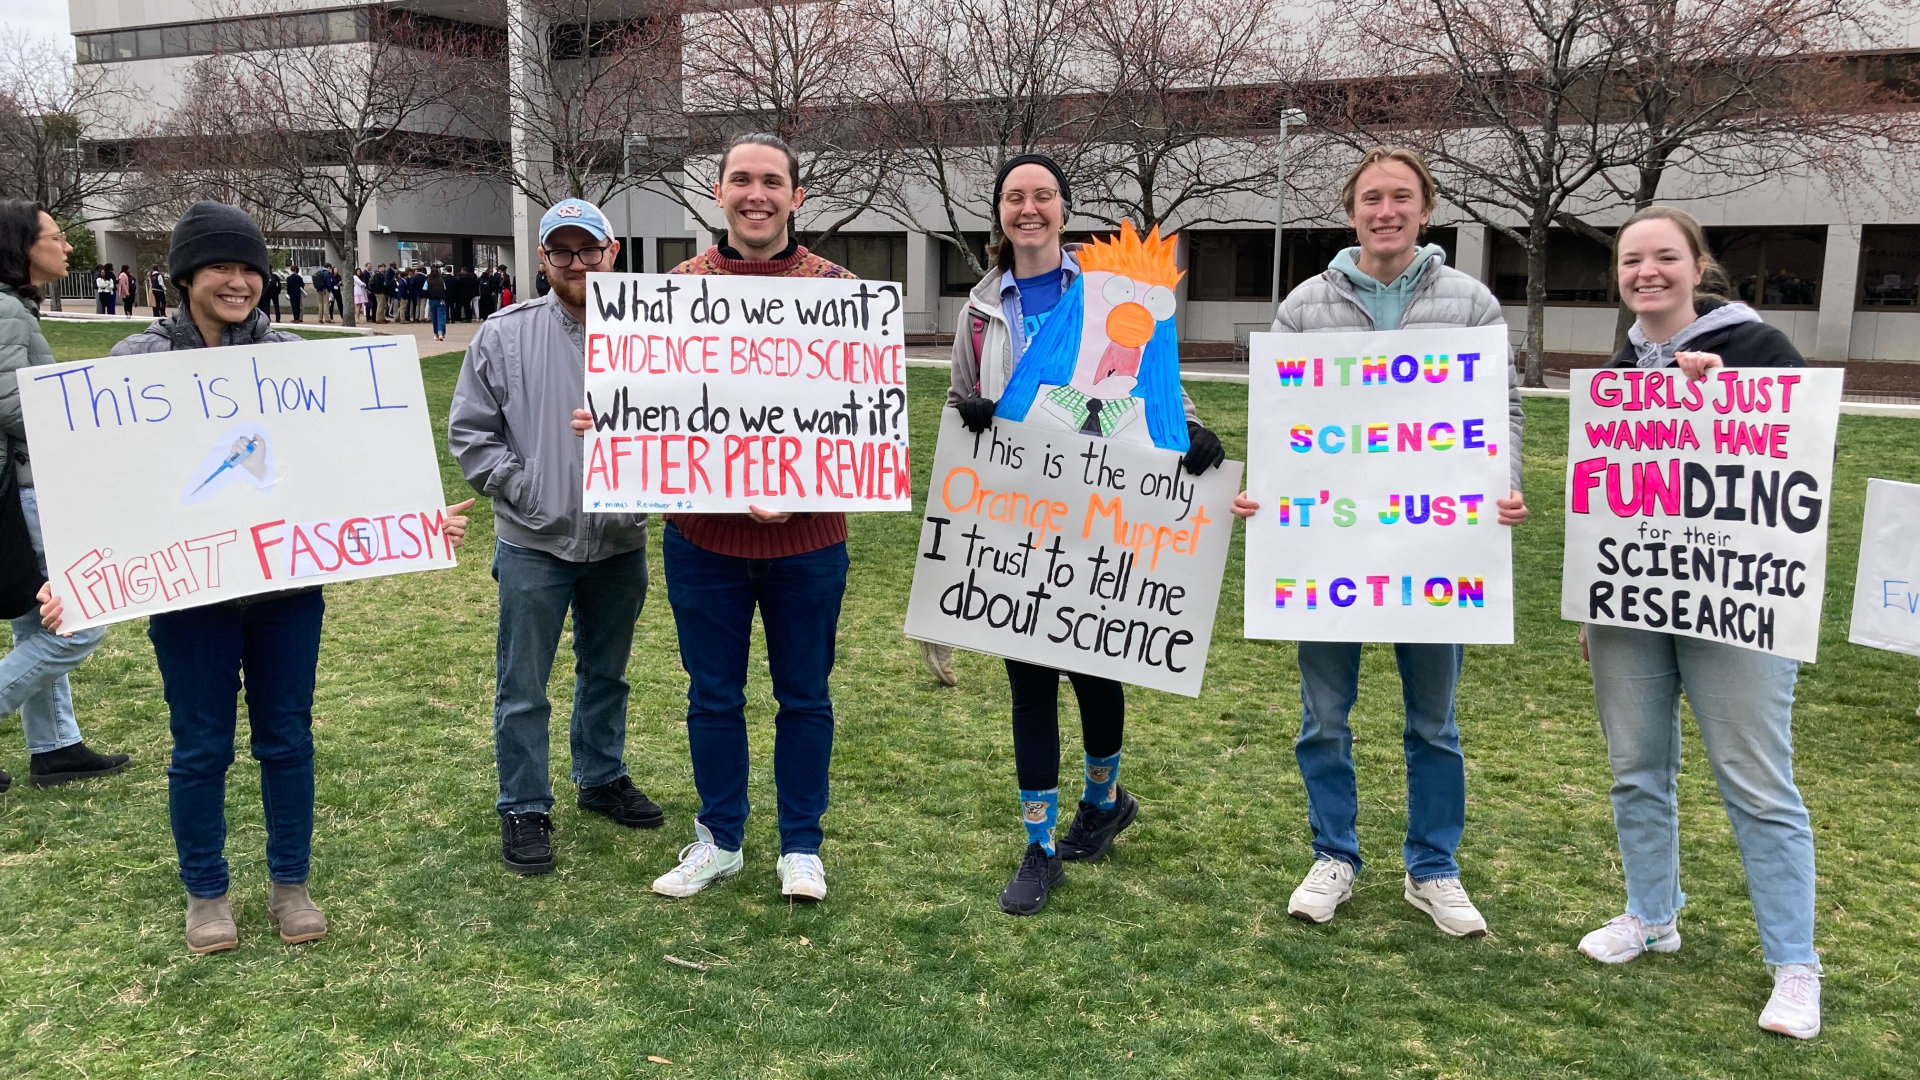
[663,523,847,855]
[149,589,325,898]
[1296,641,1466,881]
[491,540,649,815]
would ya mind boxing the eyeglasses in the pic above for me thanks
[543,245,608,268]
[36,230,67,245]
[1000,189,1060,209]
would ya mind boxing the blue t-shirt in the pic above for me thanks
[1014,268,1065,343]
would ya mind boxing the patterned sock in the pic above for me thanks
[1019,789,1059,855]
[1082,752,1121,810]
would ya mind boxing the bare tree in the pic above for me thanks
[860,0,1111,278]
[655,0,885,242]
[1075,0,1314,230]
[0,30,137,224]
[464,0,681,208]
[155,5,485,325]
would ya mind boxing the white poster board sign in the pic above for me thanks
[904,411,1242,697]
[1242,326,1515,643]
[580,272,911,514]
[1849,478,1920,658]
[1561,367,1843,662]
[18,336,454,631]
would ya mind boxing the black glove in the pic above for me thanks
[1182,422,1225,475]
[955,395,997,433]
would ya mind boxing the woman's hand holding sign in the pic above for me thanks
[1675,350,1724,382]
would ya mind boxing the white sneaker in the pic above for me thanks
[777,853,828,901]
[1404,875,1488,937]
[1578,913,1681,963]
[1287,858,1355,924]
[917,641,957,687]
[1758,963,1822,1040]
[651,823,743,898]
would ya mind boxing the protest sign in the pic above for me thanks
[579,272,911,513]
[903,410,1242,697]
[18,336,454,631]
[1848,478,1920,658]
[1560,367,1843,663]
[1242,327,1515,644]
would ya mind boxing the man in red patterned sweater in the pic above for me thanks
[577,133,853,902]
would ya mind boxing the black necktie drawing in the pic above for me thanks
[1080,398,1104,436]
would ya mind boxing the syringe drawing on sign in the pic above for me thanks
[180,425,274,504]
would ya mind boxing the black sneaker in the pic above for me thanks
[998,843,1064,916]
[28,742,130,788]
[0,766,10,793]
[577,775,665,828]
[501,811,555,875]
[1057,786,1138,862]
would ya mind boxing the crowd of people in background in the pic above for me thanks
[73,257,514,330]
[351,262,514,330]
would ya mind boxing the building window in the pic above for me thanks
[1187,231,1274,301]
[1491,228,1613,303]
[1277,227,1458,297]
[72,7,488,64]
[801,233,908,288]
[1705,227,1824,309]
[939,234,991,295]
[1859,226,1920,308]
[657,237,696,271]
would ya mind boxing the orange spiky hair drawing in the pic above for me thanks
[1077,220,1183,289]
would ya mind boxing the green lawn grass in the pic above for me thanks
[1,354,1916,1079]
[37,318,358,363]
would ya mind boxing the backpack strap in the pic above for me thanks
[968,313,988,395]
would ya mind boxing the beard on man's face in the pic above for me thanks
[547,271,587,309]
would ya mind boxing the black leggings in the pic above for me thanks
[1006,659,1124,792]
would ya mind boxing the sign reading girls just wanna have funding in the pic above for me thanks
[579,272,912,514]
[1242,327,1516,644]
[1561,366,1843,663]
[17,337,456,631]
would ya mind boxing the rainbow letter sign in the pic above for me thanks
[1242,326,1516,644]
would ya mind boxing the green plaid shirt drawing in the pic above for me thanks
[1044,384,1136,438]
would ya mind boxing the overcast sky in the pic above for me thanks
[11,10,72,45]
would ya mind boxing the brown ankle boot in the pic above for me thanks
[185,894,239,954]
[268,883,328,944]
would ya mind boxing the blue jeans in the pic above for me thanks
[663,523,847,855]
[1,487,104,754]
[1295,641,1466,881]
[491,540,648,815]
[430,298,447,337]
[1586,624,1816,966]
[149,589,325,898]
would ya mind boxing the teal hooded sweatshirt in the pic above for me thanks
[1330,243,1446,331]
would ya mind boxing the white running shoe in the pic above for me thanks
[1578,913,1681,963]
[1758,963,1822,1040]
[917,641,957,687]
[1404,875,1489,937]
[651,823,743,898]
[1287,858,1355,924]
[777,853,828,901]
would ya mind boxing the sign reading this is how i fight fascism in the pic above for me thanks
[1242,326,1516,644]
[904,411,1242,697]
[18,337,455,631]
[1561,366,1843,662]
[580,272,912,514]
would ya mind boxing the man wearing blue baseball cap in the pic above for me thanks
[450,196,665,875]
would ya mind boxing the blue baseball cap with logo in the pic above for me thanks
[539,198,611,245]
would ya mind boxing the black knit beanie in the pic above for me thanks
[992,154,1071,213]
[168,201,271,288]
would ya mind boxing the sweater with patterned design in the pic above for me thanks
[667,243,856,559]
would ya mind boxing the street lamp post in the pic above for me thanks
[1269,108,1310,309]
[623,134,648,272]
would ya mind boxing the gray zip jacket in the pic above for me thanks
[448,293,647,561]
[0,283,58,486]
[946,256,1201,425]
[1272,255,1525,492]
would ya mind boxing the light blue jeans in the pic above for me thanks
[0,487,104,754]
[1296,641,1466,881]
[1586,624,1817,966]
